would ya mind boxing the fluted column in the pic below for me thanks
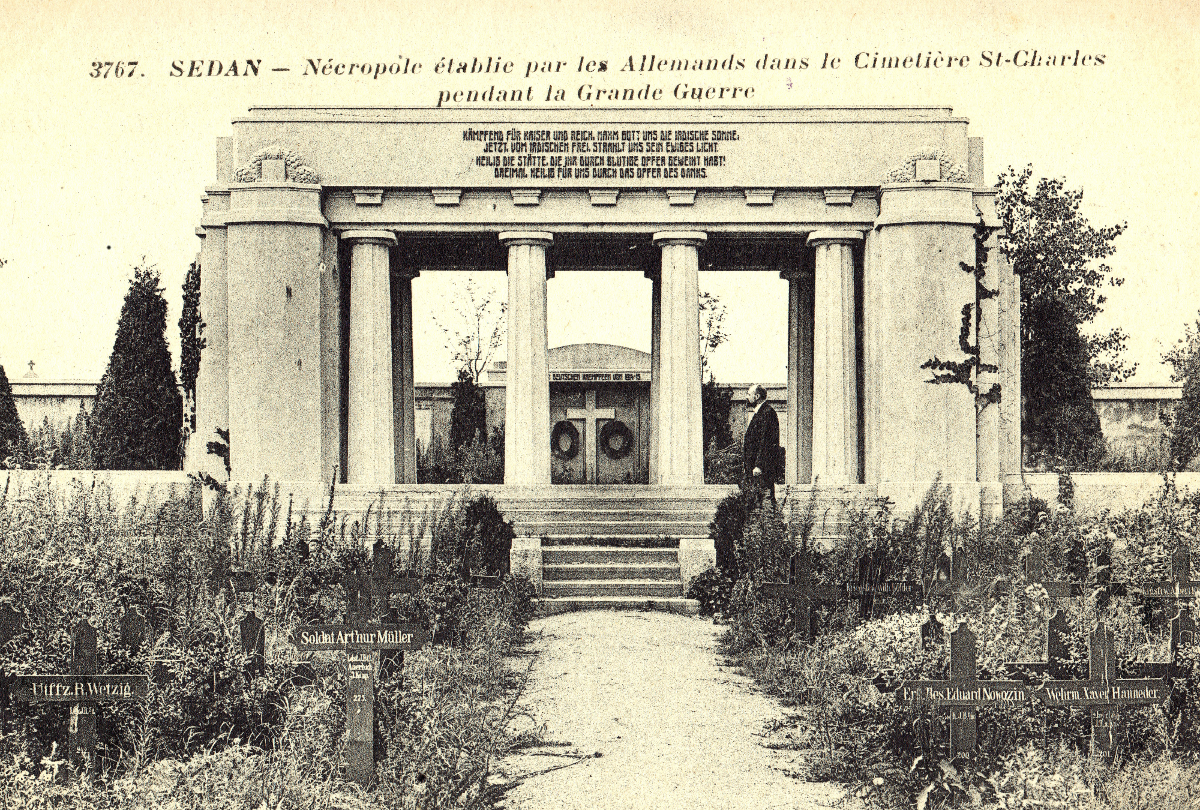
[501,232,553,485]
[645,268,661,484]
[391,268,419,484]
[808,230,862,485]
[345,230,397,485]
[782,267,815,485]
[652,231,705,486]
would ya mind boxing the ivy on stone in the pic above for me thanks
[920,218,1001,410]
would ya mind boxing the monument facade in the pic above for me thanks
[187,106,1021,516]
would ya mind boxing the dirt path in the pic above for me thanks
[495,611,854,810]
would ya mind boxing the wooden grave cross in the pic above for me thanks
[895,622,1031,757]
[1030,621,1171,756]
[761,551,842,643]
[13,619,148,777]
[845,549,923,614]
[292,545,426,789]
[1137,547,1200,615]
[1024,548,1085,599]
[0,603,27,728]
[225,570,268,677]
[919,551,967,649]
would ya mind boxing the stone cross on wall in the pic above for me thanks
[566,389,615,483]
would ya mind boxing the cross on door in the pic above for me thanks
[566,389,615,483]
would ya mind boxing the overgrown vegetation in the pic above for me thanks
[698,481,1200,808]
[0,477,532,808]
[0,363,30,465]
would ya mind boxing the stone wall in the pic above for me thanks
[1012,472,1200,512]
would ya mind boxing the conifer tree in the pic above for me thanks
[0,364,29,464]
[91,264,184,470]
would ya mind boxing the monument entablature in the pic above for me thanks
[188,105,1021,518]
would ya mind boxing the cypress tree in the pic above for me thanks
[92,264,184,470]
[449,368,487,451]
[0,364,29,464]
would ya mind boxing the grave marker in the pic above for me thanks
[761,551,841,642]
[1137,547,1200,611]
[1030,622,1170,755]
[0,603,27,728]
[895,623,1031,756]
[292,543,426,789]
[1024,548,1084,599]
[13,620,148,777]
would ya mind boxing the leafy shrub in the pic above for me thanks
[709,488,757,582]
[686,566,735,618]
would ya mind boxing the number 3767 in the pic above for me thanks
[90,61,138,78]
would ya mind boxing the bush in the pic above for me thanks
[686,566,735,618]
[0,364,29,466]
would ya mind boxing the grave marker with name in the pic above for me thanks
[13,619,148,777]
[760,551,840,643]
[291,542,427,789]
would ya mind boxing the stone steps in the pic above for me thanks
[535,595,699,616]
[543,563,680,581]
[542,580,684,598]
[542,546,678,564]
[518,520,710,537]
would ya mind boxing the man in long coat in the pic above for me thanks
[742,384,780,507]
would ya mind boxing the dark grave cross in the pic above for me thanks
[1006,609,1079,681]
[920,552,965,649]
[1031,622,1171,757]
[1025,548,1085,599]
[761,551,843,643]
[13,620,148,778]
[1137,547,1200,619]
[0,604,27,728]
[369,541,422,682]
[292,552,427,790]
[895,622,1031,757]
[846,549,922,618]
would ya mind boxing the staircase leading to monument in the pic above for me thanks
[501,486,729,614]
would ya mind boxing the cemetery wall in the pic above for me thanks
[1019,472,1200,512]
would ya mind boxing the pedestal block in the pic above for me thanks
[652,232,705,486]
[225,182,332,484]
[502,232,553,485]
[868,183,980,515]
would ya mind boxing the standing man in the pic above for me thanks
[742,384,780,507]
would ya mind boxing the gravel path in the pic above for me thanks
[495,611,854,810]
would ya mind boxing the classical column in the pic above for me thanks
[345,230,397,485]
[808,231,862,485]
[781,267,815,485]
[391,268,419,484]
[652,231,705,486]
[645,268,661,484]
[501,232,553,485]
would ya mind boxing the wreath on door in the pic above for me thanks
[599,420,635,460]
[550,420,580,460]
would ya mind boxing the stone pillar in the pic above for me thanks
[808,231,862,486]
[344,230,397,485]
[781,267,815,485]
[391,268,419,484]
[225,162,330,485]
[645,268,661,484]
[189,173,231,479]
[501,232,553,485]
[652,231,706,486]
[869,180,980,515]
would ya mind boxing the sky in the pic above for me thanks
[0,0,1196,387]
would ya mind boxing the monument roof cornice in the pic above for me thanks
[233,106,969,125]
